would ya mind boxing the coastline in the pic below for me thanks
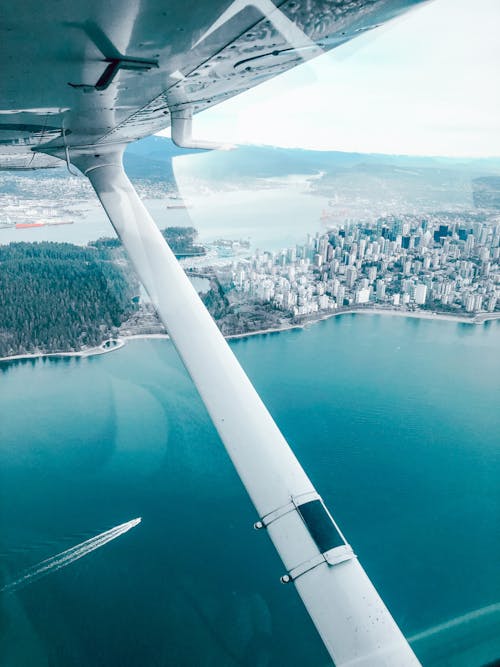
[1,309,499,364]
[226,308,500,339]
[0,338,126,364]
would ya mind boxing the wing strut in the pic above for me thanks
[72,146,421,667]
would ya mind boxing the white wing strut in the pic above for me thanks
[73,147,421,667]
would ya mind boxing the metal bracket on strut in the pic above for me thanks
[253,491,320,530]
[253,492,356,584]
[280,545,356,584]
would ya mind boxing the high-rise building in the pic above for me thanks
[358,239,366,259]
[414,284,427,305]
[337,285,345,305]
[346,267,357,288]
[355,288,370,304]
[376,279,386,300]
[313,253,323,267]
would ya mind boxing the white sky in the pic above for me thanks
[160,0,500,156]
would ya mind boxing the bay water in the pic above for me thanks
[0,314,499,666]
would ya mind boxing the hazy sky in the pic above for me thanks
[161,0,500,156]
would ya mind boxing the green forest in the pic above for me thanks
[90,227,206,256]
[161,227,206,256]
[0,242,137,358]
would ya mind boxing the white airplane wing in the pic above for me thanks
[0,0,427,164]
[1,2,430,665]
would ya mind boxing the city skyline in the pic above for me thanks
[218,213,499,320]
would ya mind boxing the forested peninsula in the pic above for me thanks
[0,242,137,358]
[0,227,210,359]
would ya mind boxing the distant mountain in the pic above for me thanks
[2,135,500,200]
[472,176,500,209]
[123,136,202,181]
[122,135,500,183]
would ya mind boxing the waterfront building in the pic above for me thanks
[226,213,498,319]
[414,284,428,305]
[355,288,371,304]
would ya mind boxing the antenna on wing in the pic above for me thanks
[61,127,80,177]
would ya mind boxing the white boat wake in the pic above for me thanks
[408,603,500,643]
[408,603,500,667]
[1,518,141,594]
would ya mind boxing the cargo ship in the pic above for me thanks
[13,220,74,229]
[15,222,45,229]
[166,197,192,209]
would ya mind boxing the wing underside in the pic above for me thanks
[0,0,427,167]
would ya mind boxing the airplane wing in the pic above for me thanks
[1,2,430,665]
[0,0,428,165]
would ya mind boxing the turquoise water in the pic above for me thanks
[0,314,499,666]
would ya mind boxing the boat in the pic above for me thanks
[15,222,45,229]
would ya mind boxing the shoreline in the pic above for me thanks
[226,308,500,339]
[1,309,499,364]
[0,338,126,364]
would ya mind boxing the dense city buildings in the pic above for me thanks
[221,213,499,318]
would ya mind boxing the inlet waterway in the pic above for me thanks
[0,314,499,666]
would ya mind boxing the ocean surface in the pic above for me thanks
[0,314,499,666]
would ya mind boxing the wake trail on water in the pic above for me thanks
[1,518,141,594]
[409,603,500,642]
